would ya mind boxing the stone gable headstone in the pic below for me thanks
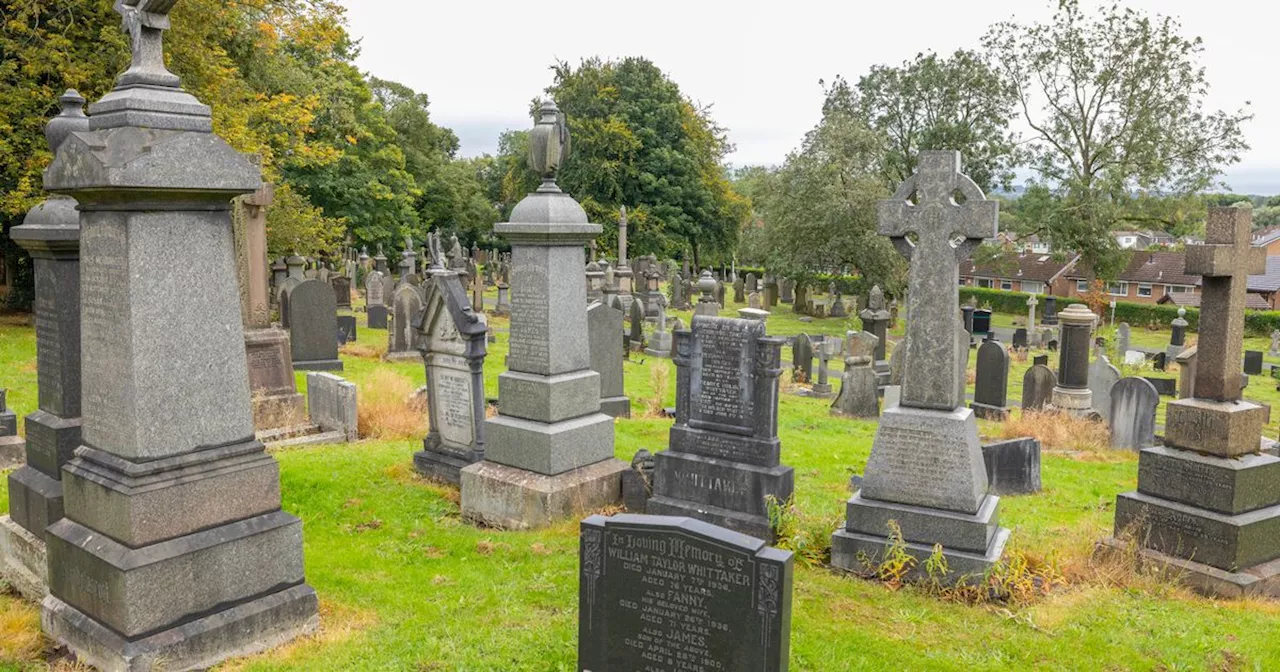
[386,283,425,361]
[832,151,1009,581]
[579,514,793,672]
[971,338,1011,420]
[286,279,343,371]
[414,270,488,484]
[1022,365,1057,412]
[1109,377,1159,450]
[589,301,631,418]
[650,316,792,541]
[1089,351,1122,421]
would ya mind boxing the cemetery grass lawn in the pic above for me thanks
[2,309,1280,669]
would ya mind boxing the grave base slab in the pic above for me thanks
[42,583,319,672]
[413,446,479,487]
[1114,490,1280,572]
[460,458,626,530]
[1097,537,1280,599]
[292,358,344,372]
[0,515,47,601]
[843,491,1000,554]
[598,395,631,419]
[831,526,1010,584]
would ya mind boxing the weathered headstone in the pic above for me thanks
[1089,349,1122,421]
[1271,329,1280,358]
[1168,307,1190,360]
[1176,345,1198,399]
[331,275,352,310]
[1052,304,1097,415]
[861,285,891,386]
[831,331,880,419]
[1111,207,1280,598]
[1042,295,1058,325]
[1022,365,1057,412]
[461,102,625,529]
[644,302,673,357]
[733,275,745,303]
[1244,350,1264,376]
[2,92,87,600]
[414,257,489,484]
[650,316,792,541]
[306,372,359,443]
[1026,294,1038,330]
[982,438,1042,495]
[745,272,758,292]
[779,277,795,304]
[792,333,814,383]
[386,283,425,361]
[1116,322,1131,359]
[1012,328,1028,350]
[286,279,343,370]
[589,301,632,418]
[39,9,318,666]
[810,337,838,397]
[694,270,720,317]
[628,296,646,351]
[1144,376,1177,397]
[0,390,21,469]
[336,315,357,345]
[578,514,793,672]
[365,271,388,329]
[832,151,1009,581]
[971,338,1011,420]
[1109,378,1159,450]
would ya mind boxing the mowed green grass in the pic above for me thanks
[1,297,1279,671]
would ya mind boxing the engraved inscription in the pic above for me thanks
[508,261,550,372]
[873,426,970,491]
[432,365,474,448]
[690,321,752,429]
[80,220,131,450]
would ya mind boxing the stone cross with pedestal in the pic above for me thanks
[832,151,1010,581]
[38,3,318,668]
[460,101,625,530]
[1111,206,1280,598]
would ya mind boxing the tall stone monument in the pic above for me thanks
[460,101,625,529]
[649,316,792,540]
[1051,304,1097,415]
[832,152,1009,580]
[614,206,634,310]
[1111,207,1280,598]
[1,91,88,600]
[40,4,318,666]
[415,235,489,484]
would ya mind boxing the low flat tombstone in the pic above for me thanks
[414,268,489,484]
[1244,350,1264,376]
[386,283,425,362]
[1109,377,1159,450]
[1144,376,1177,396]
[286,279,343,371]
[982,438,1042,495]
[971,338,1011,420]
[1022,364,1057,412]
[792,333,814,383]
[578,514,793,672]
[365,271,388,329]
[831,331,880,418]
[650,316,792,541]
[306,372,359,442]
[1089,350,1122,421]
[589,301,632,418]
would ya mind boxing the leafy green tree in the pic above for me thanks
[852,50,1019,193]
[984,0,1251,280]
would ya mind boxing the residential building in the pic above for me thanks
[1064,252,1200,305]
[960,252,1080,296]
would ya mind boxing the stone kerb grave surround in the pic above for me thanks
[415,255,490,485]
[2,91,88,601]
[578,514,793,672]
[38,3,318,668]
[460,101,625,530]
[649,316,793,541]
[1111,207,1280,598]
[832,151,1011,581]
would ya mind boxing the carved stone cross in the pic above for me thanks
[1186,207,1266,401]
[877,151,998,410]
[114,0,181,88]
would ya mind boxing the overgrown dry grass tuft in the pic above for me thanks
[999,410,1111,454]
[0,591,45,665]
[641,360,671,418]
[357,369,429,440]
[218,599,378,671]
[340,340,386,359]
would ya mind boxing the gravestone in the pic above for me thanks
[1026,294,1038,331]
[386,283,425,362]
[1244,350,1264,376]
[810,337,837,397]
[1271,329,1280,358]
[748,291,763,310]
[981,438,1042,495]
[620,451,654,513]
[331,275,352,309]
[414,261,489,484]
[2,92,87,600]
[39,9,317,667]
[306,372,359,443]
[830,293,848,318]
[336,315,357,345]
[0,390,21,468]
[1168,307,1190,361]
[972,309,992,335]
[578,514,792,672]
[365,271,388,329]
[792,333,814,383]
[971,338,1011,420]
[1042,295,1058,325]
[832,151,1009,581]
[628,297,646,351]
[1176,345,1198,399]
[1111,207,1280,598]
[1052,304,1098,416]
[733,276,745,303]
[1144,376,1177,397]
[614,207,635,310]
[645,302,673,357]
[1116,322,1131,359]
[1012,328,1028,350]
[746,272,758,292]
[649,316,793,541]
[860,285,891,386]
[286,279,343,371]
[779,277,795,304]
[694,270,720,317]
[1022,364,1057,412]
[494,281,511,315]
[461,102,625,530]
[589,301,632,418]
[831,331,880,418]
[1109,378,1159,450]
[793,283,809,315]
[1089,350,1122,421]
[1153,352,1167,371]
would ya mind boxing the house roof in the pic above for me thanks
[1159,292,1272,311]
[1066,252,1201,287]
[1248,256,1280,293]
[960,253,1079,284]
[1254,227,1280,247]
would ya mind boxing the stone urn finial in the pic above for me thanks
[47,90,89,153]
[529,99,570,192]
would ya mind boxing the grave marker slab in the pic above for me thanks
[590,301,632,417]
[831,332,880,418]
[1022,365,1057,412]
[1089,351,1121,421]
[971,338,1011,420]
[982,438,1042,495]
[1109,378,1159,450]
[1245,350,1264,376]
[286,279,343,371]
[386,283,425,362]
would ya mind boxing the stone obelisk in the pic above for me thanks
[460,101,625,529]
[40,3,318,668]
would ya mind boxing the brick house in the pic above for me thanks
[960,252,1080,296]
[1253,228,1280,256]
[1064,252,1200,305]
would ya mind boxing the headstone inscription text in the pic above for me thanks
[507,258,550,372]
[689,320,755,432]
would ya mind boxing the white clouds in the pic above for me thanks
[340,0,1275,192]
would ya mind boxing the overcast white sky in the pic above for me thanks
[339,0,1277,194]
